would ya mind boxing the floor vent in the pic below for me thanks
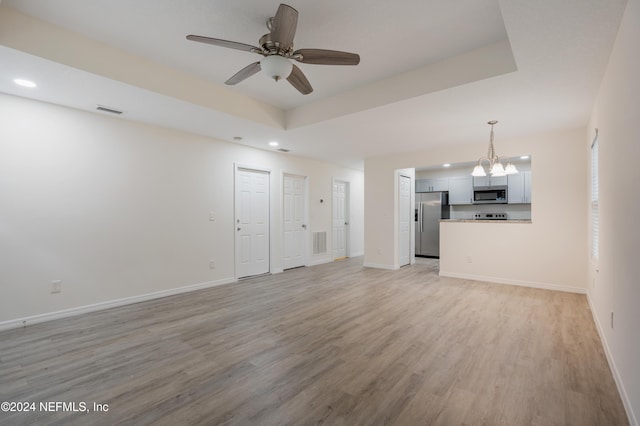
[313,231,327,254]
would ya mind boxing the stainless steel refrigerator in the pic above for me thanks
[415,192,450,258]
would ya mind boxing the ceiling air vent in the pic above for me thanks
[278,148,290,153]
[96,105,123,115]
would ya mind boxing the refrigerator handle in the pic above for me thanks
[420,202,424,233]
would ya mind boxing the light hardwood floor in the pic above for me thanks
[0,258,628,425]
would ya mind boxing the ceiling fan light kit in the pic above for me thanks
[186,3,360,95]
[261,55,293,82]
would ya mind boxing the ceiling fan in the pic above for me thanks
[186,3,360,95]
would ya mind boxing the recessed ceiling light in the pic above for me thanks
[520,155,530,160]
[13,78,37,88]
[443,163,451,168]
[269,141,279,147]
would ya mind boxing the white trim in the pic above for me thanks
[235,162,272,173]
[397,173,412,268]
[587,293,637,426]
[308,257,333,266]
[438,271,587,294]
[363,262,398,270]
[350,251,364,257]
[0,277,236,332]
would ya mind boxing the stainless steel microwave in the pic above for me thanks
[473,186,508,204]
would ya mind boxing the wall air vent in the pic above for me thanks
[312,231,327,254]
[278,148,290,153]
[96,105,123,115]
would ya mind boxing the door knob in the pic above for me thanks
[345,222,349,225]
[302,224,307,229]
[237,227,241,231]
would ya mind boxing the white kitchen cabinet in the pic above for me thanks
[473,176,490,187]
[474,175,507,187]
[449,176,473,205]
[432,178,449,192]
[415,179,430,192]
[416,178,449,192]
[524,171,532,203]
[508,171,532,204]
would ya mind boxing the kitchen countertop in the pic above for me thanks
[441,219,532,223]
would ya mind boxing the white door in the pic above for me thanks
[283,174,307,270]
[236,168,270,278]
[399,175,411,267]
[332,181,348,260]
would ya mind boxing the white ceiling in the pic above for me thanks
[0,0,628,170]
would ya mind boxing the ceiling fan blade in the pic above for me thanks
[270,4,298,50]
[293,49,360,65]
[186,35,261,53]
[287,64,313,95]
[225,62,261,85]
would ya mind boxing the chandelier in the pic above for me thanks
[471,120,518,177]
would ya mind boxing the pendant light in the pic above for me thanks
[471,120,518,177]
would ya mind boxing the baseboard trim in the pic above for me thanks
[438,271,587,294]
[587,292,637,426]
[0,277,237,332]
[308,258,333,266]
[363,262,397,270]
[350,251,364,258]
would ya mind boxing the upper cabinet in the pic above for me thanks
[473,175,507,187]
[507,171,532,204]
[415,179,429,192]
[449,176,473,205]
[416,178,449,192]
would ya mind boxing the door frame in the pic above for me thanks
[398,174,412,267]
[282,172,309,269]
[234,163,272,280]
[332,178,350,259]
[394,169,416,269]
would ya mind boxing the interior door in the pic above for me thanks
[283,174,306,270]
[236,168,270,278]
[399,175,411,267]
[332,181,348,260]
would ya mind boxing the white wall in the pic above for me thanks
[364,127,587,291]
[0,94,364,325]
[588,0,640,423]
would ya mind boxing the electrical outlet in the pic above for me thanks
[209,211,215,221]
[466,256,472,264]
[377,248,382,254]
[209,260,215,269]
[51,280,62,294]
